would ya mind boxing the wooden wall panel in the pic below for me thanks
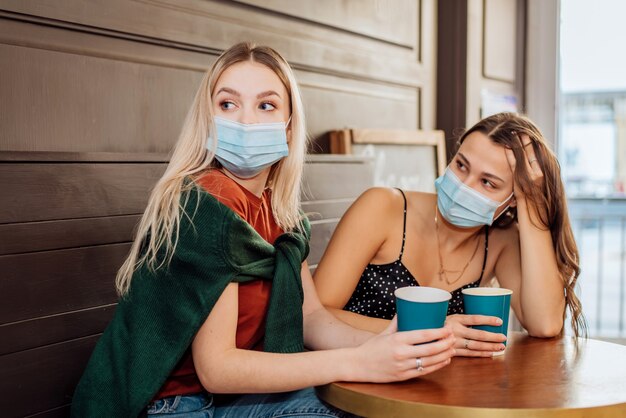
[0,244,127,323]
[233,0,418,48]
[308,220,340,267]
[0,42,202,153]
[303,156,375,267]
[483,0,518,82]
[0,215,140,255]
[0,335,100,418]
[302,156,374,201]
[466,0,526,126]
[301,200,354,222]
[0,0,425,85]
[0,163,166,223]
[299,72,420,146]
[0,305,115,356]
[28,405,71,418]
[0,0,436,148]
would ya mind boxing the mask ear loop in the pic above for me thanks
[492,192,515,223]
[285,115,293,144]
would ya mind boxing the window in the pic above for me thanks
[559,0,626,339]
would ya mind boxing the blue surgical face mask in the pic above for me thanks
[435,167,513,228]
[208,116,290,179]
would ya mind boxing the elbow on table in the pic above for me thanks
[526,320,563,338]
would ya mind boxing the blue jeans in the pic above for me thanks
[146,388,358,418]
[146,392,213,417]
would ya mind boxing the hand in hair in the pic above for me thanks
[505,133,545,200]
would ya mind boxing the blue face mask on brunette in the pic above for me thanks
[209,116,289,179]
[435,168,513,228]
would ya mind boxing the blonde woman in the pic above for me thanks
[314,113,586,357]
[71,43,455,418]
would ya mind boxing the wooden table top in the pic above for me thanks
[316,332,626,418]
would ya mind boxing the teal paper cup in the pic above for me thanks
[462,287,513,345]
[395,286,452,332]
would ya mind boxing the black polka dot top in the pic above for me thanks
[343,189,489,319]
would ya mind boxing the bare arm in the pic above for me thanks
[496,143,565,337]
[192,268,456,393]
[324,308,390,334]
[192,282,355,393]
[302,261,387,347]
[313,188,401,332]
[495,203,564,337]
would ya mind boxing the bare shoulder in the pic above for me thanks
[334,187,406,237]
[351,187,404,216]
[403,190,437,225]
[403,190,436,205]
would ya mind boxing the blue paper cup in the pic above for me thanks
[395,286,452,332]
[462,287,513,346]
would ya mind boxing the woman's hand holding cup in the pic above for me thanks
[349,317,456,383]
[445,314,507,357]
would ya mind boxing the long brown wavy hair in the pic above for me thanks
[458,112,587,338]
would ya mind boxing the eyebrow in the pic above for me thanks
[256,90,282,100]
[457,152,505,183]
[216,87,240,97]
[215,87,282,100]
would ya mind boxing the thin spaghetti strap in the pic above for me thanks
[396,188,408,261]
[477,226,489,282]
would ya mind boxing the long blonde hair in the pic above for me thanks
[116,42,308,295]
[459,112,587,337]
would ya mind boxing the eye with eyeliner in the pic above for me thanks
[259,101,277,111]
[219,100,237,111]
[482,178,496,189]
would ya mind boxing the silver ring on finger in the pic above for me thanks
[529,158,537,165]
[464,338,470,349]
[416,357,424,372]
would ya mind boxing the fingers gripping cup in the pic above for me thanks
[395,286,452,332]
[462,287,513,354]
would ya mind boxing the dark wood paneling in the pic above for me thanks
[0,0,423,86]
[25,405,71,418]
[233,0,419,48]
[436,0,468,159]
[0,335,99,418]
[0,38,202,153]
[0,304,116,356]
[0,151,170,162]
[0,163,166,223]
[0,215,140,256]
[0,244,127,324]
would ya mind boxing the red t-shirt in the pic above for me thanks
[154,170,284,398]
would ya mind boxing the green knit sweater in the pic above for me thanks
[70,184,310,418]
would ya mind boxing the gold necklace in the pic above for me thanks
[434,206,482,285]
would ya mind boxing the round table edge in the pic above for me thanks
[316,383,626,418]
